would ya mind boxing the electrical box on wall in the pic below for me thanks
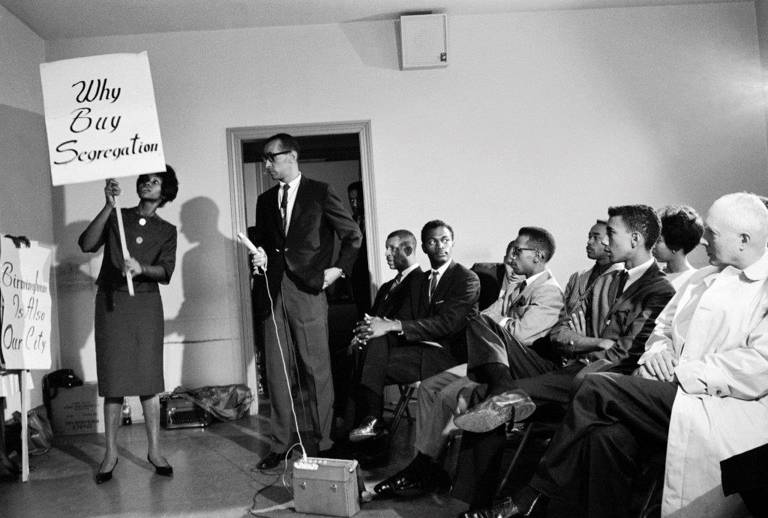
[399,14,448,70]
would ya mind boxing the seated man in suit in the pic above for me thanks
[347,229,422,430]
[373,227,565,499]
[455,205,676,513]
[348,220,480,442]
[652,205,704,290]
[481,192,768,518]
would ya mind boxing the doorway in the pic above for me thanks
[226,120,380,413]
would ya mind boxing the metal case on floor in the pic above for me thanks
[292,457,360,517]
[160,395,212,429]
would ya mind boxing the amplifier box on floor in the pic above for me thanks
[293,457,359,517]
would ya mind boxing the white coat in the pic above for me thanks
[640,252,768,518]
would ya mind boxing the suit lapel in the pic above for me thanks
[430,262,456,306]
[508,271,550,310]
[605,263,659,319]
[285,177,308,238]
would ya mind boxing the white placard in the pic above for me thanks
[40,51,166,186]
[0,243,53,370]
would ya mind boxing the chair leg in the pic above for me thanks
[390,385,417,437]
[495,423,535,497]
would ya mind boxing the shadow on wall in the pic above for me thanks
[165,196,236,388]
[54,220,97,381]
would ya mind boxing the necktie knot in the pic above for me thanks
[280,184,290,234]
[429,270,440,301]
[615,270,629,297]
[280,184,290,208]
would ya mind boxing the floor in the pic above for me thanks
[0,406,470,518]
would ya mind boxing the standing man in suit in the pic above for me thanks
[249,133,362,469]
[348,220,480,442]
[456,205,675,514]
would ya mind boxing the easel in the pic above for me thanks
[0,369,32,482]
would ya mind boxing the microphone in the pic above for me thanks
[237,232,267,273]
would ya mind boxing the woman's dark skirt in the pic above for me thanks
[94,289,165,397]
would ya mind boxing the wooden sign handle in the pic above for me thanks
[113,198,135,296]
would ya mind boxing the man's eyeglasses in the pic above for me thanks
[262,150,293,163]
[510,247,537,257]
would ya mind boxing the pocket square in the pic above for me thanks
[434,300,445,305]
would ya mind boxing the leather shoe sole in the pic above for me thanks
[454,390,536,433]
[458,497,523,518]
[349,417,384,443]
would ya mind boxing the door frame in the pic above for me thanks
[226,120,380,404]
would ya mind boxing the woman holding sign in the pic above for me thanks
[79,166,178,484]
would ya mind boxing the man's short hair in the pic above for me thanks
[387,229,417,253]
[595,219,607,226]
[421,220,454,242]
[264,133,300,157]
[711,193,768,238]
[659,205,704,254]
[518,226,556,262]
[348,180,363,193]
[607,205,661,251]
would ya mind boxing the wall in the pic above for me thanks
[44,2,768,393]
[0,4,57,412]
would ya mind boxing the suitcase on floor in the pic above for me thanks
[160,394,213,429]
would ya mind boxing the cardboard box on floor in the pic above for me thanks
[50,382,145,435]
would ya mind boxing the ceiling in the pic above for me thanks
[1,0,743,40]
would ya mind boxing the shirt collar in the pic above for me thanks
[279,173,302,189]
[399,263,420,279]
[524,270,548,286]
[431,259,452,277]
[622,257,655,290]
[725,250,768,282]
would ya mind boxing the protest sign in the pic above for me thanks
[0,242,53,370]
[40,51,166,186]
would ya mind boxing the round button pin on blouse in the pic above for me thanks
[139,218,147,226]
[136,236,144,244]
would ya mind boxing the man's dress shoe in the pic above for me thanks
[374,466,450,499]
[374,469,426,498]
[257,451,286,470]
[454,390,536,433]
[348,416,384,442]
[458,497,524,518]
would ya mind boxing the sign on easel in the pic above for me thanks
[0,243,52,370]
[40,51,166,186]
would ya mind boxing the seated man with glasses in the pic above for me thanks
[373,227,565,499]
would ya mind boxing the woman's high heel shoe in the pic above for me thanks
[147,455,173,477]
[95,457,118,484]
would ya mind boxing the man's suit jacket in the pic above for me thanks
[482,270,564,347]
[588,262,674,373]
[400,261,481,363]
[369,267,423,320]
[251,176,362,315]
